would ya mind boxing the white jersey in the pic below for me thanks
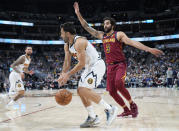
[13,55,31,73]
[69,36,100,68]
[9,55,30,93]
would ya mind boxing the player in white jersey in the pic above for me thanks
[7,46,34,108]
[58,22,118,128]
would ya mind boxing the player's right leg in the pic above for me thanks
[77,87,100,128]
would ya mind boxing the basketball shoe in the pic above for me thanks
[130,102,138,118]
[117,110,132,118]
[80,115,100,128]
[105,105,118,125]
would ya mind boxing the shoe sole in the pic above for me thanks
[117,115,132,118]
[132,113,138,118]
[80,123,100,128]
[80,118,100,128]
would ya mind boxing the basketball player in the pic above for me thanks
[7,46,34,109]
[74,2,164,118]
[58,22,118,128]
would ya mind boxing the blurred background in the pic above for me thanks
[0,0,179,92]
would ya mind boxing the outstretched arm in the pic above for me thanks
[74,2,104,40]
[117,32,164,57]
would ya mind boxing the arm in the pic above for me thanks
[11,55,25,73]
[23,65,34,75]
[23,67,30,74]
[62,44,72,73]
[59,38,86,86]
[74,2,104,40]
[117,32,164,57]
[68,38,86,76]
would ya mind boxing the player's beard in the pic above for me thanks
[26,53,31,56]
[104,26,112,33]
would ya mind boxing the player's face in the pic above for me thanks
[25,47,33,56]
[60,28,69,43]
[104,20,112,33]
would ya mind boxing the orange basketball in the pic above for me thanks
[55,89,72,106]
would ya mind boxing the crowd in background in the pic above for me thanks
[0,44,179,92]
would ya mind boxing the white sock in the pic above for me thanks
[86,106,96,119]
[98,99,112,111]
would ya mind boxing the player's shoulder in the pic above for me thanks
[75,36,88,45]
[75,36,87,42]
[19,54,26,59]
[116,31,125,36]
[74,37,88,50]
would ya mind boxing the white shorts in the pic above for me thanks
[78,59,106,89]
[9,71,24,93]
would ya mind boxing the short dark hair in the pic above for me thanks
[60,22,76,35]
[25,45,32,50]
[103,17,116,29]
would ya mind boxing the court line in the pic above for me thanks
[0,106,56,123]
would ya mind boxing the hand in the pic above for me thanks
[148,48,164,57]
[59,73,70,86]
[57,72,64,85]
[74,2,80,14]
[29,70,34,75]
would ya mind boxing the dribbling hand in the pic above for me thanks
[57,73,65,86]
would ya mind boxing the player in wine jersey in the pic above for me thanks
[58,22,118,128]
[7,46,34,109]
[74,2,164,118]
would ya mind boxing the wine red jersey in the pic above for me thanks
[102,31,126,64]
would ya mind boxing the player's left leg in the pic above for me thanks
[7,72,25,109]
[115,63,138,118]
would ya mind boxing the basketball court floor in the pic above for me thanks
[0,88,179,131]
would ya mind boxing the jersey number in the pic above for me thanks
[106,44,110,53]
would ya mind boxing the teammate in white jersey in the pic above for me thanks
[58,22,118,128]
[7,46,34,108]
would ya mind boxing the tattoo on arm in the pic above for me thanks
[11,56,25,73]
[83,23,103,39]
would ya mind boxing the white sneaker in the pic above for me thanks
[6,100,18,110]
[105,105,118,126]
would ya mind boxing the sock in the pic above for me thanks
[98,99,112,111]
[86,106,96,119]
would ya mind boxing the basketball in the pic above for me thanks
[55,89,72,106]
